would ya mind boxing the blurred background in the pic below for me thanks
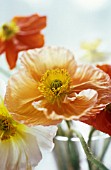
[0,0,111,169]
[1,0,111,58]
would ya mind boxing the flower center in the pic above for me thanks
[0,116,16,141]
[0,21,19,41]
[50,79,63,94]
[38,68,71,104]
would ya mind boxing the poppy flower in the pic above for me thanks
[5,47,111,126]
[0,14,46,69]
[0,80,57,169]
[80,64,111,135]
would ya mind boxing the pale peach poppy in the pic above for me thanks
[5,47,111,125]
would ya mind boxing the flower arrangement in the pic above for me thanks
[0,14,111,170]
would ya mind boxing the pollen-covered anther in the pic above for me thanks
[0,116,16,140]
[38,68,71,103]
[0,22,19,41]
[50,79,63,95]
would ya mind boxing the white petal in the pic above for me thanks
[0,140,9,170]
[0,128,42,170]
[16,129,42,169]
[6,139,20,170]
[31,125,57,154]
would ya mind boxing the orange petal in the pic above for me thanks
[72,64,111,106]
[0,40,5,54]
[5,39,18,69]
[12,14,46,32]
[12,36,28,51]
[21,47,77,81]
[11,101,60,126]
[16,33,44,49]
[17,17,46,35]
[5,69,60,125]
[12,14,40,27]
[80,104,111,136]
[97,64,111,79]
[33,89,98,120]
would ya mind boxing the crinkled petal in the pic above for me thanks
[21,46,77,81]
[72,64,111,106]
[5,69,60,125]
[6,69,41,105]
[33,89,98,120]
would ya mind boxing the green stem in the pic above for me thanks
[99,137,111,162]
[67,139,80,170]
[66,120,71,129]
[87,127,96,170]
[72,129,109,170]
[88,127,96,147]
[57,124,66,136]
[65,121,80,169]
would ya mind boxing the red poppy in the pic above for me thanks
[80,64,111,135]
[0,14,46,69]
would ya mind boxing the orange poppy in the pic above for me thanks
[5,47,111,126]
[80,64,111,135]
[0,14,46,69]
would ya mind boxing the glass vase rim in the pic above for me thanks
[55,133,110,142]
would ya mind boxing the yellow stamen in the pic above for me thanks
[38,68,71,104]
[0,115,16,141]
[0,21,19,41]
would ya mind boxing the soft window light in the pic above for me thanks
[73,0,109,11]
